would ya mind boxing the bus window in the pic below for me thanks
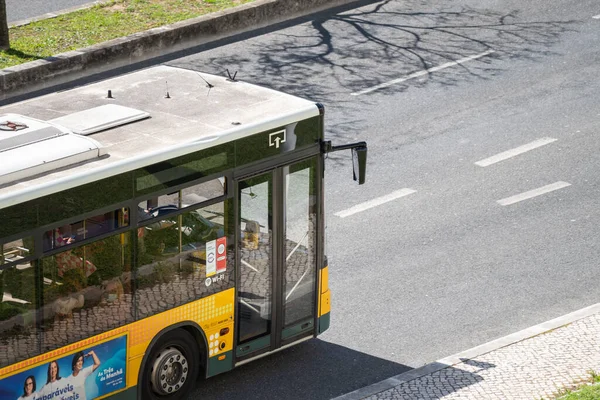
[138,178,226,222]
[40,233,133,352]
[0,261,38,367]
[237,173,273,344]
[283,159,317,327]
[135,201,232,319]
[42,208,129,252]
[1,237,34,266]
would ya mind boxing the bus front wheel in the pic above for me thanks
[142,329,201,400]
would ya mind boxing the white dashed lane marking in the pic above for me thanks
[351,50,495,96]
[475,137,557,167]
[497,181,571,206]
[335,188,417,218]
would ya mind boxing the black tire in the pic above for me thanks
[140,329,201,400]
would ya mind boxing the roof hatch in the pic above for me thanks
[49,104,150,135]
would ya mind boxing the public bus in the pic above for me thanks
[0,65,366,400]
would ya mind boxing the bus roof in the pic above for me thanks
[0,65,319,209]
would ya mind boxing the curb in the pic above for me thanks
[332,303,600,400]
[0,0,356,104]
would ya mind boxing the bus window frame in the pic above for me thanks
[231,144,321,181]
[41,207,130,252]
[0,252,36,271]
[37,203,135,258]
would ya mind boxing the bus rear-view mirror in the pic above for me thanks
[352,145,367,185]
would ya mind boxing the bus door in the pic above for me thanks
[235,157,319,361]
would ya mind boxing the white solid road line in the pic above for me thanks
[475,137,557,167]
[497,181,571,206]
[351,50,495,96]
[335,188,417,218]
[593,14,600,19]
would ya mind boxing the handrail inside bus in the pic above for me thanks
[285,230,308,262]
[285,267,311,301]
[241,259,259,272]
[239,299,260,314]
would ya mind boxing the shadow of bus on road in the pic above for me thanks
[186,338,490,400]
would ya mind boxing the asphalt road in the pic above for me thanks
[6,0,95,23]
[158,0,600,398]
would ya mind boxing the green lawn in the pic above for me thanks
[1,0,255,69]
[557,371,600,400]
[558,384,600,399]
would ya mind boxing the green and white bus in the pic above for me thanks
[0,65,366,400]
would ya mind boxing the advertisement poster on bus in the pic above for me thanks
[0,335,127,400]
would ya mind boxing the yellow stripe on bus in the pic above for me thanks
[319,266,331,316]
[0,288,236,386]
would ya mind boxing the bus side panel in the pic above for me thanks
[127,287,236,384]
[318,265,331,334]
[0,288,235,399]
[103,386,137,400]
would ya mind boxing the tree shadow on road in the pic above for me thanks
[169,0,575,153]
[175,0,574,100]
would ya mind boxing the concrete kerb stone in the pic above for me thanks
[333,303,600,400]
[0,0,354,102]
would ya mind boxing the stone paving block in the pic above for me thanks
[366,313,600,400]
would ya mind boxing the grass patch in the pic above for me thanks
[1,0,256,69]
[558,384,600,399]
[556,370,600,400]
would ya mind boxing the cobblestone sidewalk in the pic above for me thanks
[336,304,600,400]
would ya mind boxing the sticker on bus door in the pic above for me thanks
[206,237,226,277]
[206,239,217,277]
[216,237,227,273]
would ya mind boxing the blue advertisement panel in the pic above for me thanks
[0,335,126,400]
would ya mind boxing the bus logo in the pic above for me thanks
[0,120,28,131]
[269,130,286,149]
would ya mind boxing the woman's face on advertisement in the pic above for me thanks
[50,362,58,380]
[75,356,84,372]
[25,378,34,395]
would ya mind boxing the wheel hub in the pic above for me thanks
[150,347,189,395]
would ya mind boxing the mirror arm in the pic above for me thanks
[321,140,367,153]
[322,140,368,185]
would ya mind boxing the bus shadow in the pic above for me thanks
[186,339,488,399]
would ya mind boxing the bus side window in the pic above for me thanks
[0,260,38,367]
[137,178,226,221]
[42,208,129,252]
[40,232,134,353]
